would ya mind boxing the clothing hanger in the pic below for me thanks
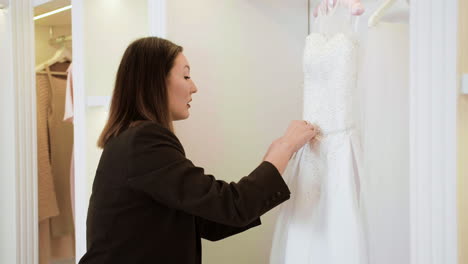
[36,26,72,74]
[368,0,410,27]
[36,46,72,74]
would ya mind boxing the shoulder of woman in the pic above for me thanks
[131,121,185,155]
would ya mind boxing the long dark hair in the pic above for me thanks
[97,37,183,148]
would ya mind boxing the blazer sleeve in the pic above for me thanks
[196,216,261,241]
[126,123,291,227]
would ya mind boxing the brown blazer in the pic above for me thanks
[78,121,290,264]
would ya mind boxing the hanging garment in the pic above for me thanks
[270,5,367,264]
[63,64,74,123]
[37,62,75,264]
[63,63,75,222]
[37,72,60,224]
[358,21,410,264]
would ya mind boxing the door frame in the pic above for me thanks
[5,0,38,263]
[4,0,459,263]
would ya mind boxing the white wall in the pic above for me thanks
[82,0,148,198]
[166,0,307,263]
[74,1,149,259]
[0,8,17,264]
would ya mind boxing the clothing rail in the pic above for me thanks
[36,70,67,76]
[49,35,72,46]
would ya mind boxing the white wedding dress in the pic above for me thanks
[270,5,367,264]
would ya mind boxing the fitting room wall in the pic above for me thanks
[458,0,468,263]
[166,0,307,263]
[82,0,148,198]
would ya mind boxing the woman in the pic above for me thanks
[78,37,319,264]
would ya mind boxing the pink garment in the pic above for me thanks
[64,64,74,123]
[63,64,75,223]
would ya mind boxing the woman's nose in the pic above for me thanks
[191,82,198,93]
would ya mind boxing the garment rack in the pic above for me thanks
[36,70,67,76]
[36,64,69,76]
[49,35,72,46]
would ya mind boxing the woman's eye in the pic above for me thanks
[184,76,191,80]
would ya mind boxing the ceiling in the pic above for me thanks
[34,0,71,26]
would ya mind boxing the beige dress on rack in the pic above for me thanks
[37,62,75,264]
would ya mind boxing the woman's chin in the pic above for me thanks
[177,113,190,121]
[172,111,190,121]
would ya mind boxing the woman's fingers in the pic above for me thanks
[312,0,365,17]
[303,121,322,146]
[350,0,365,15]
[282,120,323,152]
[309,124,323,145]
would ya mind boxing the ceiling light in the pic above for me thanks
[34,5,71,20]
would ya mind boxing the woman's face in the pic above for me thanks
[167,52,198,121]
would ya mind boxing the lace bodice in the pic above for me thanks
[303,33,358,134]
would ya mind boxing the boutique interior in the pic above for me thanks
[0,0,466,263]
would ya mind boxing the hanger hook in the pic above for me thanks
[49,26,54,39]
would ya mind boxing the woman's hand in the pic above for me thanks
[313,0,365,17]
[281,120,321,153]
[263,120,320,175]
